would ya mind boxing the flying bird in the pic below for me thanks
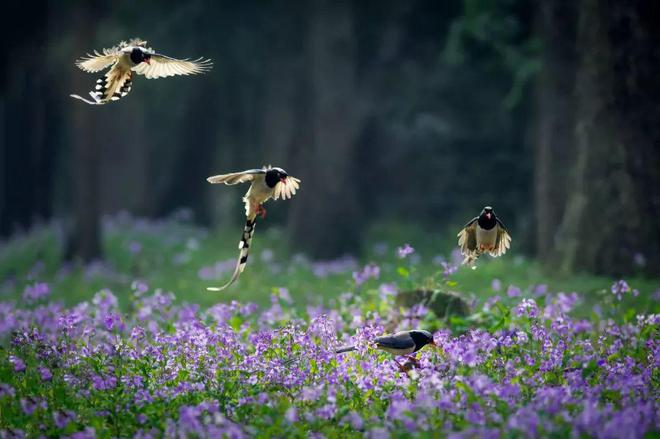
[457,206,511,266]
[70,38,212,105]
[336,330,436,371]
[206,166,300,291]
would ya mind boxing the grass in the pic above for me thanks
[1,212,658,315]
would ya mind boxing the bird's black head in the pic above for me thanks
[265,167,288,188]
[478,206,497,229]
[130,48,151,65]
[409,330,435,352]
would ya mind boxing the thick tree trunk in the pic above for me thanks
[534,0,576,262]
[66,8,101,261]
[288,0,362,258]
[554,0,660,275]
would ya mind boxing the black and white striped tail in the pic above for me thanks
[70,72,133,105]
[207,217,256,291]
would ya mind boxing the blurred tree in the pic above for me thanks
[288,0,363,257]
[66,5,103,261]
[0,3,54,236]
[533,0,576,262]
[554,0,660,275]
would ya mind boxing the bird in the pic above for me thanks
[336,330,436,371]
[205,166,301,291]
[70,38,212,105]
[457,206,511,266]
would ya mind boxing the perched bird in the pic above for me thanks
[336,330,436,371]
[457,206,511,265]
[70,38,212,105]
[206,166,301,291]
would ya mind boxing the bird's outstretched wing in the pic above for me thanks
[207,169,266,185]
[133,53,213,79]
[273,176,301,200]
[74,49,121,73]
[457,217,480,265]
[457,217,478,255]
[490,219,511,257]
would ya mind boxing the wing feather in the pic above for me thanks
[273,176,301,200]
[491,220,512,257]
[374,332,415,350]
[133,53,213,79]
[457,217,478,255]
[74,44,123,73]
[207,169,266,185]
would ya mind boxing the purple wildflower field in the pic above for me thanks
[0,257,658,437]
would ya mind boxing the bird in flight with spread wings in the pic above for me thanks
[457,206,511,266]
[70,38,212,105]
[206,166,301,291]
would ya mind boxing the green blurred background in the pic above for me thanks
[1,0,659,308]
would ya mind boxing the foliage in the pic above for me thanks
[0,216,659,437]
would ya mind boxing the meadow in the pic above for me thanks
[0,212,658,437]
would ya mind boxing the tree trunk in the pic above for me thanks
[534,0,576,262]
[288,0,363,258]
[554,0,660,275]
[65,8,101,261]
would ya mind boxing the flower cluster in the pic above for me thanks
[0,276,657,438]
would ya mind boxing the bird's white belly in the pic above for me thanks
[476,227,497,251]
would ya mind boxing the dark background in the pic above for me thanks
[1,0,659,277]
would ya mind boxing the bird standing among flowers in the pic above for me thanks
[457,206,511,265]
[336,330,436,371]
[206,166,301,291]
[70,38,212,105]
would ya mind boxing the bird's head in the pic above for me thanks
[130,47,152,65]
[481,206,494,220]
[409,330,436,349]
[265,167,289,188]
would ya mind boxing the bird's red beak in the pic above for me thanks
[486,213,491,219]
[144,59,151,65]
[280,177,287,183]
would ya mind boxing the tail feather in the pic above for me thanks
[462,251,482,266]
[207,217,257,291]
[71,70,133,105]
[336,346,356,354]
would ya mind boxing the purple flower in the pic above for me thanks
[378,283,397,300]
[9,355,25,372]
[39,366,52,381]
[352,264,380,286]
[611,280,638,300]
[440,261,458,279]
[397,243,415,259]
[506,285,521,298]
[128,241,142,255]
[515,298,538,318]
[22,282,50,303]
[491,279,502,292]
[277,288,293,304]
[285,407,298,423]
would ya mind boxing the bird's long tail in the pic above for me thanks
[207,216,257,291]
[462,250,482,266]
[336,346,356,354]
[70,71,133,105]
